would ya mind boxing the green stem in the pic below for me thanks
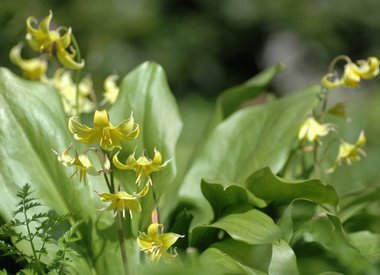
[151,185,160,224]
[116,211,129,275]
[312,87,330,178]
[313,140,320,178]
[70,33,83,116]
[107,152,116,193]
[58,248,67,275]
[104,150,128,274]
[23,203,44,274]
[318,88,329,123]
[327,55,352,74]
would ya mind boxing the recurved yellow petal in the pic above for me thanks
[68,117,99,144]
[110,115,140,142]
[56,45,85,70]
[342,63,361,87]
[9,43,47,80]
[137,223,183,263]
[96,191,142,217]
[298,117,332,142]
[321,73,343,89]
[334,131,366,167]
[353,57,379,79]
[113,151,136,170]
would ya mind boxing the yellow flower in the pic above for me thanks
[341,62,361,87]
[321,73,343,89]
[321,56,379,89]
[96,186,148,218]
[113,148,170,186]
[298,117,332,142]
[68,110,139,151]
[327,131,366,173]
[47,69,95,115]
[102,75,120,105]
[53,144,100,183]
[336,131,366,166]
[137,223,183,263]
[352,57,379,80]
[9,43,47,80]
[26,10,84,70]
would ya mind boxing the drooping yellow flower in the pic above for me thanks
[9,43,47,80]
[137,223,183,263]
[96,186,148,218]
[341,62,361,87]
[53,144,100,183]
[327,131,366,173]
[336,131,366,166]
[298,117,333,142]
[26,10,84,70]
[352,57,379,80]
[113,148,170,186]
[321,73,343,89]
[68,110,140,151]
[321,56,379,89]
[102,75,120,105]
[47,69,95,115]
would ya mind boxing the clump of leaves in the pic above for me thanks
[0,184,81,275]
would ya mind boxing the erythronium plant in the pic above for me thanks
[0,11,380,275]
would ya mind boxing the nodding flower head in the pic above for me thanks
[336,131,366,166]
[9,43,47,80]
[298,117,333,143]
[137,223,184,263]
[327,131,366,173]
[113,148,171,186]
[322,56,379,89]
[26,10,84,70]
[68,110,139,151]
[96,186,148,218]
[53,144,100,183]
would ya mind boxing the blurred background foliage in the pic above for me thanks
[2,0,380,97]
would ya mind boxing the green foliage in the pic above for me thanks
[0,184,81,275]
[1,44,380,274]
[246,167,339,207]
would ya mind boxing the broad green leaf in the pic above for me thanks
[200,247,264,275]
[138,257,225,275]
[269,240,299,275]
[277,200,317,243]
[294,214,375,274]
[338,186,380,222]
[179,86,321,227]
[208,64,284,130]
[348,231,380,263]
[246,167,339,207]
[108,61,183,229]
[276,203,294,243]
[172,66,282,224]
[211,239,271,273]
[201,179,266,220]
[0,68,72,219]
[191,209,281,248]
